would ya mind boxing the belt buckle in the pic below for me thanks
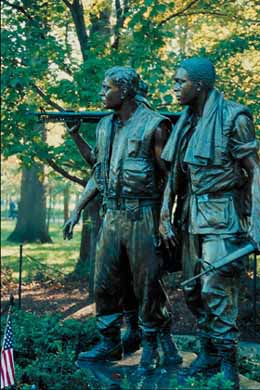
[125,199,140,221]
[200,194,209,201]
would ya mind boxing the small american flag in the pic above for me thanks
[1,314,15,389]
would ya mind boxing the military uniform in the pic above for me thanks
[93,104,171,335]
[162,89,258,343]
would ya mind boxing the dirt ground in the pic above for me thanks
[1,276,259,341]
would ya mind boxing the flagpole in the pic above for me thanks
[1,296,14,354]
[1,294,17,390]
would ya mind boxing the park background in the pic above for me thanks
[1,0,260,389]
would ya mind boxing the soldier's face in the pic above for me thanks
[174,68,199,106]
[100,77,123,109]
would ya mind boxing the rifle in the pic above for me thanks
[29,110,181,124]
[181,241,257,288]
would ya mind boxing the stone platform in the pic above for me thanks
[77,349,260,390]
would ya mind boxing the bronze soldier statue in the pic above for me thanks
[64,66,182,374]
[64,76,151,356]
[160,57,260,389]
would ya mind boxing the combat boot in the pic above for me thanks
[178,336,220,383]
[136,332,160,375]
[77,313,123,362]
[215,341,240,390]
[121,310,141,354]
[159,329,183,366]
[77,334,122,362]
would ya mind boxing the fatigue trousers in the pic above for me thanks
[182,232,247,342]
[94,206,171,333]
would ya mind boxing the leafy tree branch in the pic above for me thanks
[2,0,34,22]
[46,158,86,187]
[179,10,260,24]
[158,0,200,26]
[2,0,46,39]
[31,84,65,111]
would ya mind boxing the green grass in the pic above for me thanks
[1,219,259,283]
[1,220,82,282]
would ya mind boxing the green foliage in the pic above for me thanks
[1,0,259,177]
[1,310,98,390]
[1,308,259,389]
[181,373,235,390]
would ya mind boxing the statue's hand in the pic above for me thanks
[63,210,80,240]
[248,230,260,253]
[249,212,260,252]
[159,210,179,250]
[65,120,81,134]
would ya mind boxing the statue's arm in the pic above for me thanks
[71,133,96,166]
[241,154,260,250]
[154,121,179,248]
[63,176,99,240]
[153,121,171,183]
[159,175,179,249]
[231,113,260,250]
[75,176,99,214]
[67,122,96,167]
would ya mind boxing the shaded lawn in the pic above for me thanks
[1,221,259,340]
[1,220,82,282]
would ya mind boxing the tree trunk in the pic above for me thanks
[73,195,102,299]
[46,189,53,233]
[65,0,89,62]
[71,207,90,283]
[63,183,70,223]
[85,195,102,300]
[8,164,52,243]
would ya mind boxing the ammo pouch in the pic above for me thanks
[190,192,243,235]
[121,157,158,198]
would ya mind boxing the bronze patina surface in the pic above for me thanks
[160,57,260,389]
[64,66,181,372]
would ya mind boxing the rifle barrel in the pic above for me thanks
[29,111,181,124]
[181,241,256,288]
[30,111,110,123]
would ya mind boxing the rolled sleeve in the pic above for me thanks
[230,114,259,159]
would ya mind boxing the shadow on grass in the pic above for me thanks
[1,281,91,320]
